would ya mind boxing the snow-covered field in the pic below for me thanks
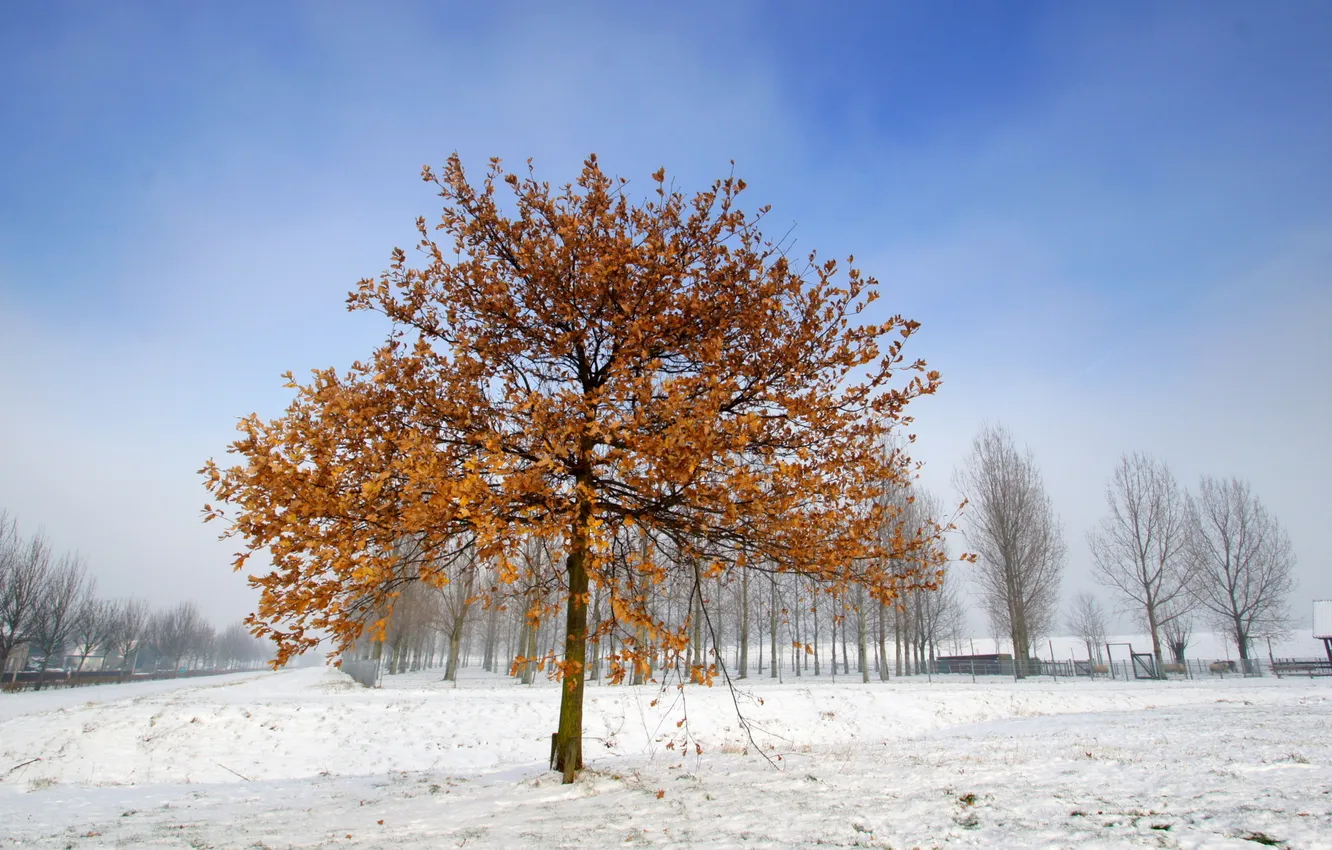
[2,667,1329,849]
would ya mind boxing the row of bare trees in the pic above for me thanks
[350,479,971,686]
[0,512,268,688]
[1085,453,1296,672]
[953,425,1296,677]
[356,563,972,686]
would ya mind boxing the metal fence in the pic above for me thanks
[1,667,263,693]
[907,655,1317,681]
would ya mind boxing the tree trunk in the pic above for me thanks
[769,575,779,679]
[482,605,498,673]
[812,594,821,677]
[856,596,868,684]
[690,583,703,676]
[877,601,889,681]
[894,605,902,677]
[445,614,466,681]
[792,591,802,677]
[756,608,764,675]
[1234,617,1250,661]
[552,486,592,784]
[1145,604,1164,680]
[738,567,749,678]
[523,618,539,685]
[589,587,603,681]
[829,607,837,677]
[841,608,850,675]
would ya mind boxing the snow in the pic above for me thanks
[2,666,1329,848]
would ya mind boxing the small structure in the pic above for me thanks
[1271,601,1332,677]
[1315,600,1332,664]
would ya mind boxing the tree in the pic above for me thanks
[29,553,93,688]
[954,423,1064,677]
[105,598,150,678]
[1066,592,1108,665]
[187,622,217,670]
[70,596,115,672]
[203,154,948,782]
[1187,476,1294,667]
[217,621,268,669]
[0,514,49,683]
[149,601,207,672]
[1160,607,1193,664]
[882,486,963,675]
[1087,453,1194,677]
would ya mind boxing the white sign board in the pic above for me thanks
[1315,600,1332,639]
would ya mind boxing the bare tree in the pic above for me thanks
[1066,592,1108,664]
[1160,607,1193,664]
[29,553,94,688]
[1187,476,1295,667]
[884,486,965,673]
[954,423,1064,676]
[0,514,50,682]
[149,601,207,672]
[217,621,269,669]
[186,622,217,670]
[439,543,479,682]
[920,572,967,659]
[105,598,150,678]
[1087,453,1194,676]
[70,597,116,671]
[907,491,965,668]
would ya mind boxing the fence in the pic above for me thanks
[1,666,264,693]
[1270,658,1332,677]
[915,655,1291,681]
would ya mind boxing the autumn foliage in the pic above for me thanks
[202,154,948,782]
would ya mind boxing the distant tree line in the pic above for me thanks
[0,512,269,689]
[339,465,971,686]
[347,550,972,687]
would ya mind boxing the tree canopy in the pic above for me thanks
[203,154,948,781]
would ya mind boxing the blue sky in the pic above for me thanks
[2,2,1329,645]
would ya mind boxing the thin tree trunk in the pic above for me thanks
[894,605,902,677]
[829,606,838,678]
[812,593,821,676]
[769,574,779,679]
[738,566,749,678]
[552,481,593,784]
[856,587,868,683]
[877,601,889,681]
[589,586,603,681]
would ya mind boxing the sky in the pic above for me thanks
[1,2,1329,646]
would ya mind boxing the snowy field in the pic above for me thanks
[2,667,1329,849]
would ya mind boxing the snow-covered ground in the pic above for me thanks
[2,667,1329,848]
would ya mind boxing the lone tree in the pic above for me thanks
[1187,475,1294,667]
[203,155,947,782]
[1087,453,1194,677]
[1065,592,1109,665]
[954,423,1064,676]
